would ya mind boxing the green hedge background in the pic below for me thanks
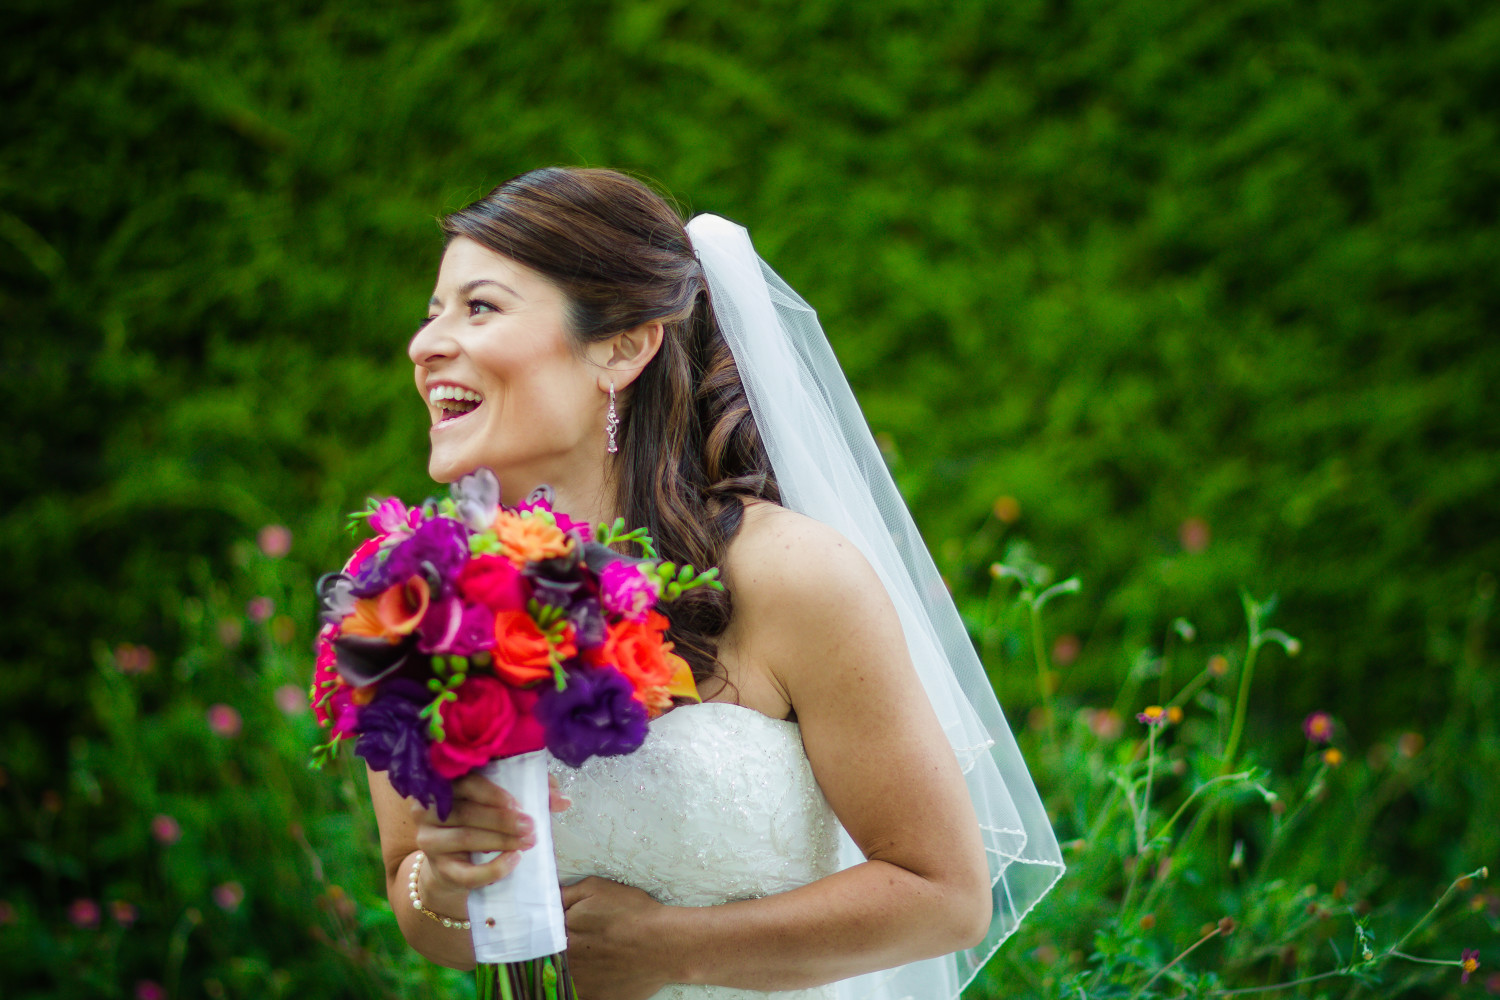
[3,0,1496,996]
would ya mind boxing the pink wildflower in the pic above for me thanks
[213,881,244,913]
[1303,711,1334,743]
[0,900,16,925]
[207,703,242,738]
[274,684,307,715]
[135,980,166,1000]
[1461,948,1479,984]
[150,814,181,845]
[1179,517,1211,553]
[257,525,292,558]
[247,597,274,622]
[1137,705,1168,726]
[110,900,138,926]
[67,898,100,929]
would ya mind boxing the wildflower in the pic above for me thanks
[1179,517,1211,553]
[1051,633,1080,667]
[1322,748,1344,766]
[247,597,275,622]
[1460,949,1479,984]
[992,495,1021,524]
[1137,705,1168,726]
[217,618,243,647]
[1397,732,1424,758]
[1087,708,1124,741]
[213,882,244,913]
[1167,705,1184,724]
[67,898,100,929]
[1139,913,1156,931]
[0,901,16,925]
[114,643,155,674]
[110,900,138,927]
[1207,654,1229,677]
[1218,917,1236,936]
[257,525,292,558]
[207,703,242,738]
[135,981,166,1000]
[151,814,181,845]
[1303,711,1334,743]
[274,684,307,715]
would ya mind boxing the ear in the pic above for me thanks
[590,321,665,391]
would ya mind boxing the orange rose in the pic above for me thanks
[492,511,572,567]
[589,611,676,691]
[492,609,576,686]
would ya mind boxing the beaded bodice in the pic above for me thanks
[550,701,840,1000]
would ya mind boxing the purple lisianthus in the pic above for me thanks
[351,516,471,598]
[417,594,495,656]
[536,664,648,767]
[599,560,660,621]
[353,677,453,818]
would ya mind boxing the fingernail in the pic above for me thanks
[521,835,537,850]
[517,816,534,834]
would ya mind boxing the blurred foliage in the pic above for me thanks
[1,0,1495,995]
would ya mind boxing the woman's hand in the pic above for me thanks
[561,877,673,1000]
[415,773,571,893]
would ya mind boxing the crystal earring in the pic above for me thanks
[606,381,619,454]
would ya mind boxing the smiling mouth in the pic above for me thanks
[429,385,484,423]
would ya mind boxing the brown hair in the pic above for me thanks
[440,167,779,680]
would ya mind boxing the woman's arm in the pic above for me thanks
[561,507,992,995]
[367,766,563,970]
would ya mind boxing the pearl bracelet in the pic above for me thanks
[409,850,471,930]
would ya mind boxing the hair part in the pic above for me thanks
[440,167,780,681]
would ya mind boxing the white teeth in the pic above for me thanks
[428,385,483,406]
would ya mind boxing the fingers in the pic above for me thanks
[549,774,572,814]
[451,773,521,810]
[427,848,523,890]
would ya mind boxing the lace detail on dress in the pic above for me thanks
[551,701,840,1000]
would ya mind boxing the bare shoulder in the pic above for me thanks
[721,502,907,707]
[725,502,887,611]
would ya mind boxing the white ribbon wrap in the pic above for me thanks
[467,750,568,963]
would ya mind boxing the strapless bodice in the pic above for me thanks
[550,701,841,1000]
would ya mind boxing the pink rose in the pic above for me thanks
[428,677,544,779]
[457,555,529,613]
[599,561,659,621]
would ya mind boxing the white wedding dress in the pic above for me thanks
[550,701,841,1000]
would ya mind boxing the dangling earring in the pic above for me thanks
[606,381,619,454]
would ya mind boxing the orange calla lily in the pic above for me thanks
[341,576,430,641]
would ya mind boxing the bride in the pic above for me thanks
[366,167,1062,1000]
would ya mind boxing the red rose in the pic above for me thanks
[458,555,530,613]
[429,676,540,779]
[492,610,575,686]
[588,611,675,691]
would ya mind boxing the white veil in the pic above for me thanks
[685,214,1064,1000]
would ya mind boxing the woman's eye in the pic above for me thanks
[467,299,497,317]
[416,315,436,331]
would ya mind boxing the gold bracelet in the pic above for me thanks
[408,851,471,930]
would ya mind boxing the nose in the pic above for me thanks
[408,313,457,367]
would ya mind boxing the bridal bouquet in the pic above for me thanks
[309,467,716,997]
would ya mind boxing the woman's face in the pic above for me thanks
[409,237,605,491]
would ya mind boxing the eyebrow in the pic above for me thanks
[429,278,520,308]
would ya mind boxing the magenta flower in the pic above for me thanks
[207,703,242,737]
[247,597,275,622]
[1136,705,1168,726]
[135,980,166,1000]
[67,898,100,929]
[599,561,660,621]
[151,814,181,845]
[372,497,422,536]
[1461,948,1480,984]
[1303,711,1334,743]
[213,881,244,913]
[257,525,292,557]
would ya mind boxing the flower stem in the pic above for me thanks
[1029,598,1057,750]
[1220,592,1262,775]
[1131,925,1223,999]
